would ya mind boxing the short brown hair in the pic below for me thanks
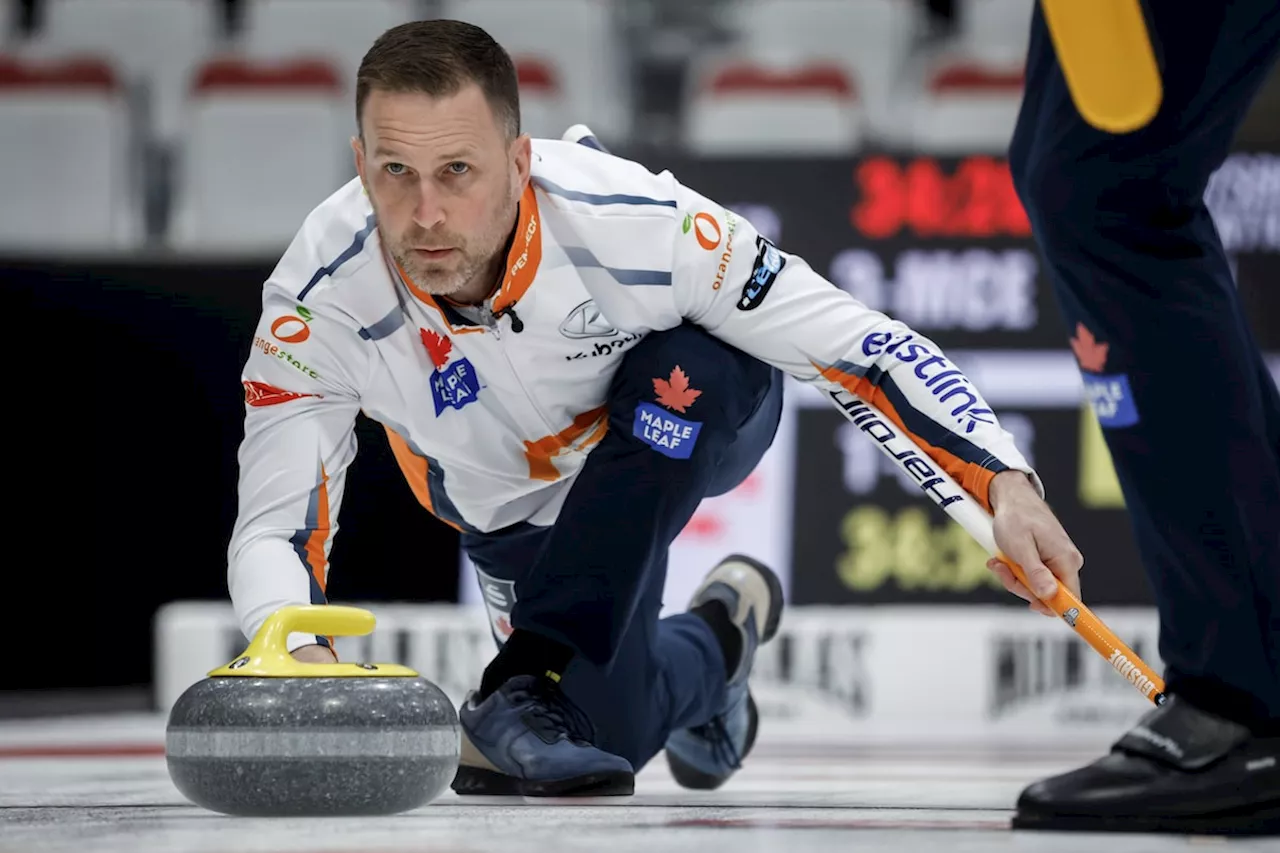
[356,20,520,138]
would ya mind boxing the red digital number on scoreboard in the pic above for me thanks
[851,156,1032,240]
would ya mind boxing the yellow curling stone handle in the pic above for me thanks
[207,605,419,678]
[1041,0,1162,134]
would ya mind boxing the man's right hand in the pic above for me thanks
[987,469,1084,616]
[291,644,338,663]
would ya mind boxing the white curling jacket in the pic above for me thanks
[228,139,1042,648]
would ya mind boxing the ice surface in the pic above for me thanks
[0,713,1269,852]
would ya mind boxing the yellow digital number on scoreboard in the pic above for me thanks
[835,506,1002,593]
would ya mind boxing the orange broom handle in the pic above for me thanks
[828,389,1167,706]
[1000,554,1165,705]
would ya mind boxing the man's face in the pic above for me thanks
[354,83,530,300]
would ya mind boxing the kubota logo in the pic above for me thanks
[683,212,723,251]
[270,305,313,344]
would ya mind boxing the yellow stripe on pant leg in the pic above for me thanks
[1041,0,1163,133]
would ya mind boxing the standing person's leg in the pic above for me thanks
[456,323,785,795]
[1009,0,1280,833]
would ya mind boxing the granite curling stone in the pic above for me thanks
[165,605,460,817]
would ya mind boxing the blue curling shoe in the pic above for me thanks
[453,674,634,797]
[664,554,784,790]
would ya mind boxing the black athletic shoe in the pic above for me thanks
[452,675,634,797]
[1013,695,1280,835]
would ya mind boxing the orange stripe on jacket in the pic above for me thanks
[304,464,334,650]
[304,464,331,593]
[492,182,542,314]
[816,362,997,513]
[523,406,609,482]
[383,425,465,532]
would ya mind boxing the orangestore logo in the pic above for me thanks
[683,212,723,251]
[270,305,314,344]
[710,212,739,290]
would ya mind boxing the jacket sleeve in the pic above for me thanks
[668,180,1041,512]
[227,280,368,653]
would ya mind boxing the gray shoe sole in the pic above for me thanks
[452,764,635,797]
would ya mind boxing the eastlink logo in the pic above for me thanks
[1108,649,1157,698]
[832,394,965,510]
[860,332,995,434]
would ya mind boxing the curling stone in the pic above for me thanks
[165,605,460,816]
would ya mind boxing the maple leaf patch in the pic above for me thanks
[420,328,453,370]
[1070,322,1109,373]
[653,365,702,413]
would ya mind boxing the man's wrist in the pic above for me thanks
[291,643,338,663]
[990,469,1037,510]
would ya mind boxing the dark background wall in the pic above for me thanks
[4,259,460,691]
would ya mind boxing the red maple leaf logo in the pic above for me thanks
[653,365,702,413]
[243,381,318,407]
[496,616,513,637]
[1070,322,1109,373]
[420,328,452,370]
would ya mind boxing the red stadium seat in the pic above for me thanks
[906,60,1026,153]
[514,56,568,139]
[442,0,629,143]
[905,0,1033,153]
[684,60,863,154]
[169,57,352,250]
[725,0,915,147]
[0,55,116,88]
[929,65,1026,95]
[29,0,219,144]
[237,0,419,94]
[190,57,344,92]
[0,54,141,250]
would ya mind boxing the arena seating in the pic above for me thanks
[0,0,1036,251]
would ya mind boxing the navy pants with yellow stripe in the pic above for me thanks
[462,322,784,769]
[1010,0,1280,725]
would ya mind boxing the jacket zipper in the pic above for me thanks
[477,302,560,439]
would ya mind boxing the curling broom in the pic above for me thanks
[827,388,1167,706]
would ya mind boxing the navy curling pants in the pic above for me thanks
[461,323,784,768]
[1010,0,1280,726]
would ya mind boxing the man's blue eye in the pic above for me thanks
[448,163,469,175]
[385,163,407,176]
